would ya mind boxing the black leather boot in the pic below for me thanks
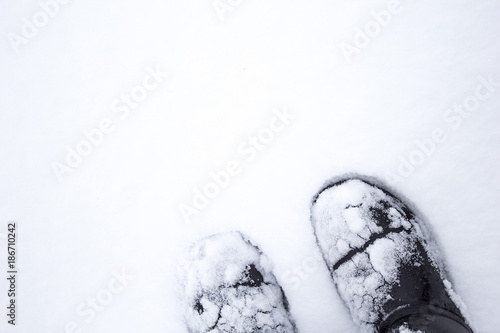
[311,176,473,333]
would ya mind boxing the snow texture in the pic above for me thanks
[1,1,499,332]
[392,323,424,333]
[178,232,296,332]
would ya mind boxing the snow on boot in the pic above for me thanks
[310,177,473,333]
[178,231,297,333]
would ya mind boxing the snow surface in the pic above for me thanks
[1,0,499,332]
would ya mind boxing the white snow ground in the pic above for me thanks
[0,0,499,332]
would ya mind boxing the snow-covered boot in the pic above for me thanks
[178,231,297,333]
[310,177,473,333]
